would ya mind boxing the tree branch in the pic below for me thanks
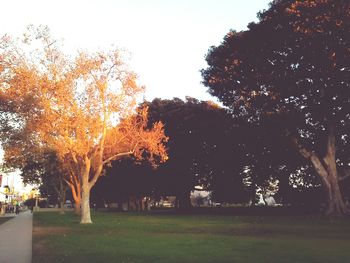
[106,63,116,77]
[289,133,331,185]
[63,178,73,188]
[102,150,133,165]
[338,168,350,181]
[290,136,312,159]
[71,152,78,164]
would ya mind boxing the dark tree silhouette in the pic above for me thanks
[91,158,155,211]
[145,97,246,209]
[6,150,69,212]
[202,0,350,215]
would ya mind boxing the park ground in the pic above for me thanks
[33,210,350,263]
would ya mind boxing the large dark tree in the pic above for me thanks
[92,98,252,210]
[145,98,245,209]
[91,158,155,211]
[202,0,350,215]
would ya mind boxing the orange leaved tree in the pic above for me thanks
[0,26,168,223]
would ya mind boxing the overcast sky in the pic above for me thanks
[0,0,271,102]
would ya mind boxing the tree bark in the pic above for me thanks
[311,154,348,216]
[58,179,66,214]
[80,159,93,224]
[69,183,81,215]
[59,200,65,214]
[80,184,92,224]
[325,175,347,216]
[74,199,81,215]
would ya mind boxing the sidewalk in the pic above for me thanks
[0,210,32,263]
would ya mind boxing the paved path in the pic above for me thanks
[0,211,32,263]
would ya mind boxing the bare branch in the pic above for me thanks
[106,63,116,77]
[47,40,57,48]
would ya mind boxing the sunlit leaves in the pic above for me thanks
[0,26,168,215]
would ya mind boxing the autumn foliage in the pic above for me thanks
[0,26,168,223]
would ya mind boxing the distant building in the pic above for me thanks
[0,171,34,203]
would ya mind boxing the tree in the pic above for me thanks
[202,0,350,215]
[20,151,69,212]
[91,158,155,211]
[146,98,245,209]
[1,109,70,212]
[0,26,168,223]
[98,97,306,208]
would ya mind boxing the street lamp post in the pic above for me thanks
[34,188,40,211]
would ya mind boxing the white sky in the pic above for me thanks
[1,0,271,190]
[0,0,271,102]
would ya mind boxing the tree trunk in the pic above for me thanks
[324,172,348,216]
[58,180,66,214]
[249,183,257,207]
[311,154,348,216]
[71,190,81,215]
[59,200,65,214]
[80,184,92,224]
[278,174,290,206]
[177,190,192,211]
[294,124,349,216]
[74,199,81,215]
[118,200,123,211]
[68,181,81,215]
[80,159,94,224]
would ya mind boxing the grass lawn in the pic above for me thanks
[33,211,350,263]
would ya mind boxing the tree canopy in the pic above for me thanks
[0,26,168,223]
[145,97,246,208]
[202,0,350,215]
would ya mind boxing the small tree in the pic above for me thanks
[0,26,168,223]
[22,151,69,212]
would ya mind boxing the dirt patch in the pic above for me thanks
[33,226,70,237]
[33,226,71,261]
[33,239,48,257]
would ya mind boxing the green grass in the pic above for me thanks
[33,211,350,263]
